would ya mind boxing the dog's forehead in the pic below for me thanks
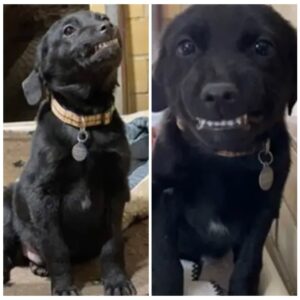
[164,5,282,44]
[50,10,108,31]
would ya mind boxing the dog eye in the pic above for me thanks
[63,25,76,36]
[177,39,196,56]
[255,39,274,56]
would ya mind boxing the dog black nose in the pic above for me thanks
[98,21,113,34]
[201,82,238,104]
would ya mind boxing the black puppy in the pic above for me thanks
[4,11,136,295]
[152,5,296,295]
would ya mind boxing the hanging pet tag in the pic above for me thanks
[258,140,274,191]
[259,165,274,191]
[72,128,89,162]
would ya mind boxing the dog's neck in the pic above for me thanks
[48,70,118,115]
[50,97,115,128]
[51,88,115,115]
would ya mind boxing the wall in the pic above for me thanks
[91,5,149,113]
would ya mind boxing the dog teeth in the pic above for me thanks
[235,117,242,125]
[195,114,248,130]
[242,114,248,125]
[196,118,206,130]
[94,38,118,53]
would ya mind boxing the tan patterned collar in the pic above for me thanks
[51,98,115,128]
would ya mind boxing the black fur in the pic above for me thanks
[4,11,136,296]
[152,5,296,295]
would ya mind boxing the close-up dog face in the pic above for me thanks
[154,5,297,153]
[23,10,122,108]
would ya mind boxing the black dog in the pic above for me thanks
[152,5,296,295]
[4,11,136,295]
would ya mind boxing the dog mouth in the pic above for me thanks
[191,111,265,156]
[87,38,119,58]
[195,114,249,131]
[195,112,263,131]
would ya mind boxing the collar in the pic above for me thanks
[51,98,115,128]
[215,149,256,157]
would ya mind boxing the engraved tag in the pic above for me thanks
[259,165,274,191]
[72,142,87,162]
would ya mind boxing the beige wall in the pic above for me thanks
[124,5,149,112]
[272,5,297,27]
[90,5,149,113]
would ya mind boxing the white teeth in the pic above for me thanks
[235,117,242,125]
[93,38,118,53]
[196,118,206,130]
[195,114,248,130]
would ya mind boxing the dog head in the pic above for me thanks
[154,5,297,153]
[23,11,122,109]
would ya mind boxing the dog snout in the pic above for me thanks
[97,21,114,35]
[200,82,238,105]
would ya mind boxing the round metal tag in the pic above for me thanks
[259,165,274,191]
[72,142,88,162]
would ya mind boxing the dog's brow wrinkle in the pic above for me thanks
[63,17,80,27]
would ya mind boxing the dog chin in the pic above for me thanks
[194,130,260,156]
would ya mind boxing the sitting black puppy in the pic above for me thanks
[4,11,136,296]
[152,5,296,295]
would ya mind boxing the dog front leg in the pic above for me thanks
[31,196,78,295]
[100,188,136,295]
[152,188,183,295]
[229,209,274,295]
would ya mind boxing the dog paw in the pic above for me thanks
[29,262,49,277]
[52,286,80,296]
[103,274,136,295]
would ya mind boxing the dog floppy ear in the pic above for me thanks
[22,69,43,106]
[22,36,46,106]
[287,25,297,115]
[152,50,168,112]
[288,83,297,116]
